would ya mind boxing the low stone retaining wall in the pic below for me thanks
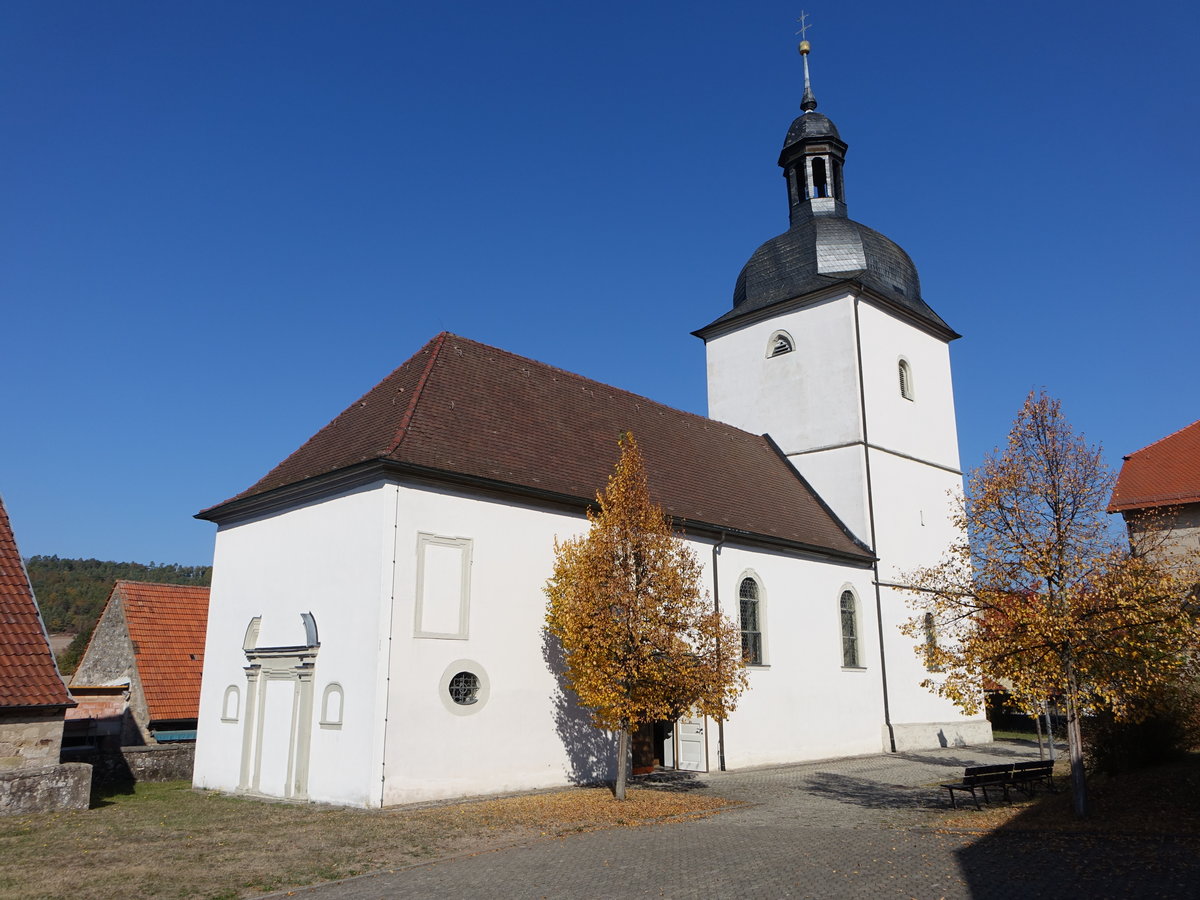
[61,744,195,786]
[0,763,91,816]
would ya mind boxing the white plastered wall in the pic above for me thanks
[856,301,989,746]
[193,482,393,807]
[380,481,898,805]
[704,291,871,543]
[711,542,886,766]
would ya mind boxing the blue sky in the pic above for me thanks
[2,1,1196,565]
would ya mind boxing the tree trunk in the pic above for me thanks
[1064,657,1089,817]
[614,727,630,800]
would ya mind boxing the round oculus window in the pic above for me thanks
[448,671,480,706]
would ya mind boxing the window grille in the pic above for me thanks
[739,577,763,665]
[840,590,859,667]
[923,613,942,671]
[448,671,480,705]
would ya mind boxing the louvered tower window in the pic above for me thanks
[898,359,914,400]
[768,331,794,357]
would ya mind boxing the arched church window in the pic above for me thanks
[832,159,843,201]
[923,612,941,671]
[840,590,860,668]
[739,577,763,666]
[898,359,914,400]
[767,331,794,358]
[811,157,828,198]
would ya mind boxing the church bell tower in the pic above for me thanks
[694,29,975,749]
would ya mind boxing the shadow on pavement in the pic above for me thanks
[632,770,708,793]
[800,772,938,810]
[955,827,1200,898]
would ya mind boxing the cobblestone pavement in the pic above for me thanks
[262,744,1200,899]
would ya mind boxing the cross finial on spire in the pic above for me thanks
[796,11,818,112]
[796,11,812,46]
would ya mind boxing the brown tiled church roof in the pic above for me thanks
[112,581,210,723]
[1110,419,1200,513]
[202,334,871,561]
[0,496,73,709]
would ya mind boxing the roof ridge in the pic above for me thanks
[385,332,448,457]
[440,333,756,442]
[115,579,210,590]
[1123,418,1200,459]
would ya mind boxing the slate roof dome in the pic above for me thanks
[695,47,957,340]
[783,111,840,146]
[724,215,952,334]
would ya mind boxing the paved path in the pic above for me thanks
[263,743,1200,899]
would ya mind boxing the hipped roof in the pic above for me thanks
[0,496,73,709]
[1110,419,1200,512]
[201,334,871,563]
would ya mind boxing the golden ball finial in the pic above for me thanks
[798,39,811,55]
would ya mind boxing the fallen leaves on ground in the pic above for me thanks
[411,785,739,837]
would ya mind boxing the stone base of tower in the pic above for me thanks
[888,719,994,753]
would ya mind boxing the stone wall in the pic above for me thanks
[0,709,65,772]
[0,763,91,816]
[1126,503,1200,570]
[61,743,194,786]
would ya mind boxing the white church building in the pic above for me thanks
[192,43,990,808]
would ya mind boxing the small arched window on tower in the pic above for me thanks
[767,330,794,358]
[811,157,828,198]
[832,159,843,201]
[898,359,914,401]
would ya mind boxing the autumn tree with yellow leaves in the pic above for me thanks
[545,435,747,800]
[903,391,1198,817]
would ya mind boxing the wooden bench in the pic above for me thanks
[1009,759,1055,795]
[942,763,1013,809]
[942,760,1057,809]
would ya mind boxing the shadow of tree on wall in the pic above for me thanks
[542,627,616,786]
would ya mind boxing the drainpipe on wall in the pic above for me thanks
[379,485,401,807]
[712,531,727,771]
[853,296,897,754]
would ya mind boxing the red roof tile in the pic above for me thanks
[1109,419,1200,512]
[114,581,210,722]
[0,496,73,709]
[202,334,871,561]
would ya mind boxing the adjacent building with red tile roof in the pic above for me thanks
[69,581,210,745]
[0,495,74,773]
[1110,419,1200,568]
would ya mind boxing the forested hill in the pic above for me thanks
[25,556,212,672]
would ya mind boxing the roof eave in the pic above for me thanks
[199,459,875,565]
[693,279,960,343]
[1108,495,1200,514]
